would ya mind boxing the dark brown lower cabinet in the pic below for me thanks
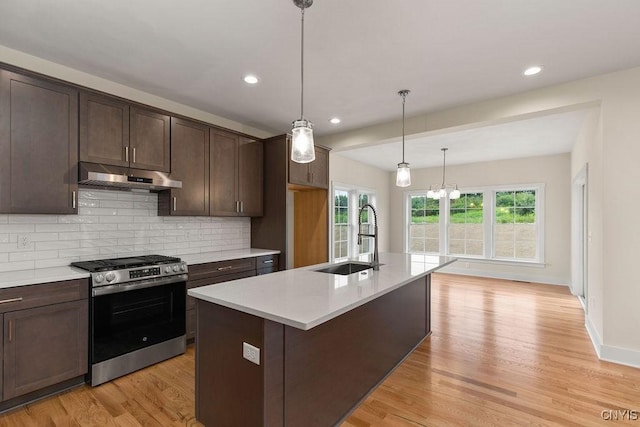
[195,275,430,426]
[186,254,279,342]
[0,279,88,409]
[3,300,88,400]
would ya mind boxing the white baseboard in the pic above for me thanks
[585,313,640,368]
[438,266,569,286]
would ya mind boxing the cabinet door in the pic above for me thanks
[79,92,129,167]
[238,138,263,217]
[0,70,78,214]
[309,146,329,189]
[288,137,310,186]
[3,300,88,400]
[210,130,239,216]
[130,106,170,172]
[165,117,210,216]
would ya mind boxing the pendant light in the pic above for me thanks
[427,148,460,200]
[290,0,315,164]
[395,90,411,187]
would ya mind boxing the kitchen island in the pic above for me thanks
[188,253,455,426]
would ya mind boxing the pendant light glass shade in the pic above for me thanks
[395,90,411,187]
[396,162,411,187]
[291,119,315,163]
[290,0,315,163]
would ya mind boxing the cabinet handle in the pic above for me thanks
[72,191,76,209]
[0,297,23,305]
[263,259,274,264]
[173,197,177,211]
[125,146,129,162]
[132,147,137,163]
[240,201,244,213]
[217,265,235,271]
[236,201,240,213]
[8,319,13,342]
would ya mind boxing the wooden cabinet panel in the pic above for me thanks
[130,106,170,172]
[238,138,263,217]
[0,279,88,314]
[210,131,263,217]
[79,92,129,166]
[287,140,329,189]
[0,70,78,214]
[3,299,88,400]
[210,130,239,216]
[159,118,209,216]
[186,309,196,341]
[309,146,329,189]
[188,258,257,282]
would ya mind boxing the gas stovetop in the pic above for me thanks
[71,255,182,272]
[71,255,188,288]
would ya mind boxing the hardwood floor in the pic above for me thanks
[1,273,639,426]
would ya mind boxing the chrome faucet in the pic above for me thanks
[357,203,379,270]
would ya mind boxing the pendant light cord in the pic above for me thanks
[300,6,305,120]
[402,93,406,163]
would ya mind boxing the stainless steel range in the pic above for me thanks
[71,255,188,386]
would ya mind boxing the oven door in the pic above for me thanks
[91,279,186,364]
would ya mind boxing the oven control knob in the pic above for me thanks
[94,274,104,283]
[172,265,179,272]
[105,272,116,282]
[180,264,186,271]
[165,266,172,273]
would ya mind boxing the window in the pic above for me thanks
[332,185,376,261]
[404,184,543,264]
[333,190,350,260]
[409,195,440,253]
[494,190,537,260]
[358,193,372,254]
[448,192,484,256]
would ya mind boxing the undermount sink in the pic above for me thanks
[314,262,375,276]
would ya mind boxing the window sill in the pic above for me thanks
[451,256,546,268]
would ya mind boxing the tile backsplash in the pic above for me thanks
[0,189,250,272]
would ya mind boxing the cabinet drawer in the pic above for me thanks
[188,258,256,281]
[256,254,278,271]
[0,279,89,314]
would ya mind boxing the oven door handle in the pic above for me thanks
[92,274,188,296]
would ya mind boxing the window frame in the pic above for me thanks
[403,183,545,265]
[331,182,377,262]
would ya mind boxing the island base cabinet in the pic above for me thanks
[3,300,88,401]
[195,275,430,427]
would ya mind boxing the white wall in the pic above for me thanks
[318,65,640,366]
[329,154,390,253]
[0,189,250,272]
[387,153,571,285]
[0,45,272,139]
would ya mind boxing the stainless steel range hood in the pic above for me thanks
[79,162,181,191]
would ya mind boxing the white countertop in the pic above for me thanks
[0,248,280,289]
[188,253,456,330]
[0,266,90,289]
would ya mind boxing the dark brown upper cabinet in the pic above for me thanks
[159,118,210,216]
[0,70,78,214]
[288,143,330,189]
[79,92,170,172]
[210,130,263,217]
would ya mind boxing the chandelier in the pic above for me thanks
[427,148,460,200]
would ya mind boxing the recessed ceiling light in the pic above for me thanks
[329,117,341,124]
[243,75,259,84]
[523,66,543,76]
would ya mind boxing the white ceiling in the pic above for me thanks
[336,109,590,170]
[1,0,640,140]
